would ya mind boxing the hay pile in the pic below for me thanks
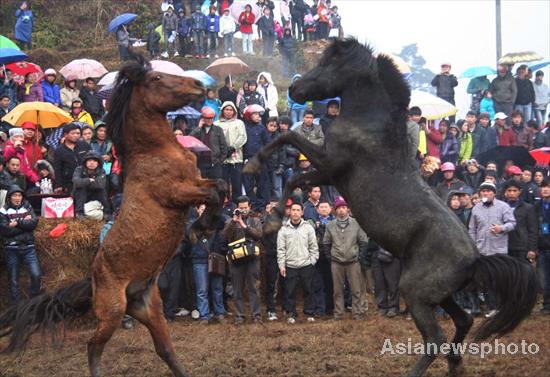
[0,218,103,309]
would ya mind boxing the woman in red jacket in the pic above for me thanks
[239,5,255,55]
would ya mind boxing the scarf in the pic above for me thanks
[25,83,32,95]
[336,216,350,230]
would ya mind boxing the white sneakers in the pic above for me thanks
[307,317,315,322]
[161,51,169,58]
[287,317,296,324]
[267,312,278,321]
[173,51,179,57]
[174,308,190,317]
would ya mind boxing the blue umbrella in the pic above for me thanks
[529,60,550,72]
[0,48,27,65]
[183,70,216,86]
[167,106,201,120]
[460,66,497,79]
[108,13,138,33]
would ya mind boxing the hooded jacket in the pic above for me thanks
[243,119,270,160]
[287,75,307,111]
[215,101,247,164]
[163,11,179,32]
[256,72,279,116]
[219,14,236,35]
[0,186,38,247]
[3,139,39,184]
[279,28,296,57]
[514,77,535,106]
[60,82,80,111]
[41,80,61,105]
[72,151,107,194]
[205,12,220,33]
[15,9,33,43]
[490,73,517,104]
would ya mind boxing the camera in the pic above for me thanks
[233,209,242,217]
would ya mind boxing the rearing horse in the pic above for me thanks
[0,56,226,377]
[244,38,538,377]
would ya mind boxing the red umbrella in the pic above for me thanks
[529,147,550,167]
[176,135,211,153]
[5,61,44,84]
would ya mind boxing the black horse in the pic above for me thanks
[243,38,538,377]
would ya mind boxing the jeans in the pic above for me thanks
[290,108,305,125]
[193,30,205,55]
[494,101,514,116]
[282,167,294,188]
[222,163,243,202]
[534,109,547,127]
[262,34,274,56]
[5,245,42,303]
[284,264,315,317]
[282,54,295,78]
[192,263,225,319]
[291,17,303,40]
[242,33,254,54]
[198,162,223,179]
[230,258,261,319]
[242,166,270,211]
[118,45,130,61]
[223,33,234,54]
[207,31,218,55]
[270,170,282,199]
[540,250,550,310]
[372,255,401,311]
[514,104,533,121]
[164,30,176,54]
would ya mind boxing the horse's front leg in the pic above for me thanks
[243,132,327,174]
[190,179,228,240]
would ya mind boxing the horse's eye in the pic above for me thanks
[153,75,161,81]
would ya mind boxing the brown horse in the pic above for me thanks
[0,56,226,377]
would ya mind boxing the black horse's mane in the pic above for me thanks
[321,38,411,150]
[105,53,151,166]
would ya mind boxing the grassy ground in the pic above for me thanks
[0,308,548,377]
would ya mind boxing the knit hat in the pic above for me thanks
[479,181,497,193]
[9,128,24,138]
[440,162,455,172]
[333,196,348,210]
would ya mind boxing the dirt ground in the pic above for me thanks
[0,309,548,377]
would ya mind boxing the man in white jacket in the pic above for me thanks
[257,72,279,123]
[277,202,319,323]
[219,8,236,56]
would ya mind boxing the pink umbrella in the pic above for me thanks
[150,60,186,76]
[176,135,211,153]
[229,1,261,22]
[59,59,108,80]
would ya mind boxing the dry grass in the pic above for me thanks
[0,309,548,377]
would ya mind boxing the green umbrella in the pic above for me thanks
[0,35,20,51]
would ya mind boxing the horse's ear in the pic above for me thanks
[117,52,151,85]
[127,50,151,71]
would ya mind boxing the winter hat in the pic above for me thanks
[440,162,455,172]
[333,196,348,210]
[200,106,216,119]
[44,68,57,76]
[505,165,522,175]
[479,181,497,193]
[9,128,24,138]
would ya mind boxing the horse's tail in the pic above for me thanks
[472,254,538,341]
[0,277,93,353]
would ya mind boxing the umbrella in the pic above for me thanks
[150,60,186,76]
[0,36,20,50]
[460,66,497,79]
[45,121,88,147]
[205,57,250,78]
[477,146,535,169]
[1,101,72,128]
[529,60,550,72]
[97,71,118,86]
[229,1,261,22]
[167,106,201,120]
[0,48,27,65]
[499,51,543,65]
[529,147,550,167]
[409,90,458,120]
[108,13,138,33]
[4,61,43,84]
[176,135,211,153]
[60,59,108,80]
[183,70,215,86]
[97,84,114,101]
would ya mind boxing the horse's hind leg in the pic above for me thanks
[127,282,188,377]
[87,278,127,377]
[440,296,473,377]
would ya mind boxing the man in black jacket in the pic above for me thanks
[79,78,104,122]
[290,0,307,40]
[218,76,238,107]
[514,65,535,122]
[53,123,92,193]
[535,179,550,314]
[431,63,458,122]
[0,185,41,303]
[191,107,228,179]
[72,151,110,219]
[503,180,538,261]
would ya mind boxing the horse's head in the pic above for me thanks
[138,71,205,112]
[289,38,379,103]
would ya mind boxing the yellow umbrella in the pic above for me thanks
[1,101,72,128]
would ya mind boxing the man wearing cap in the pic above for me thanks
[431,63,458,122]
[69,99,94,127]
[494,112,516,146]
[502,180,537,262]
[79,78,104,123]
[40,69,61,107]
[53,123,91,193]
[191,107,228,179]
[435,162,466,200]
[469,181,516,317]
[457,187,475,226]
[322,196,369,320]
[490,64,517,116]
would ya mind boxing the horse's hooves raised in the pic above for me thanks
[243,157,261,174]
[264,217,283,235]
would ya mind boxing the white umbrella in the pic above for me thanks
[59,59,108,80]
[98,71,118,86]
[409,90,458,121]
[150,60,186,76]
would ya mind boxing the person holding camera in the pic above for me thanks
[0,185,41,303]
[223,196,263,324]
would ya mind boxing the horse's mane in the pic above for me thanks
[319,38,378,79]
[105,53,151,166]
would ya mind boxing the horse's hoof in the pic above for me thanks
[243,157,261,174]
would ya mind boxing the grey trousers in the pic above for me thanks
[230,258,261,319]
[332,260,363,318]
[372,255,401,311]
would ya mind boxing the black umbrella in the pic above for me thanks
[476,146,535,169]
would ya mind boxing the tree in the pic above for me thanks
[397,43,436,91]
